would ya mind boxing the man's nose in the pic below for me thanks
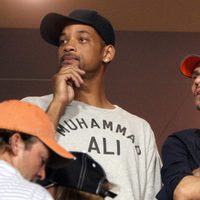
[37,166,46,181]
[63,39,77,52]
[195,75,200,85]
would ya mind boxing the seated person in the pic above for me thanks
[38,151,117,200]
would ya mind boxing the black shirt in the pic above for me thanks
[156,129,200,200]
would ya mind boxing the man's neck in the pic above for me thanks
[0,152,14,168]
[75,93,114,109]
[74,80,114,109]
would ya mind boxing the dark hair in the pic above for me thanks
[52,186,108,200]
[0,129,38,151]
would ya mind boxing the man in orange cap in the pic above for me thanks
[0,99,74,200]
[156,54,200,200]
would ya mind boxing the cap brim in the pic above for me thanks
[40,13,91,46]
[39,135,75,168]
[180,55,200,78]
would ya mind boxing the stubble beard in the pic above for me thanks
[195,97,200,111]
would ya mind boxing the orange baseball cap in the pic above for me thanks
[180,54,200,78]
[0,100,74,165]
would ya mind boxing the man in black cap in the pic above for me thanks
[156,54,200,200]
[23,9,161,199]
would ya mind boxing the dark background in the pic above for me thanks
[1,28,200,152]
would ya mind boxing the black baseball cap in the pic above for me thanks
[38,152,117,198]
[40,9,115,46]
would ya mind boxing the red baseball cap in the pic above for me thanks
[180,54,200,78]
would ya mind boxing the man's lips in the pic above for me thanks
[60,54,80,66]
[194,89,200,97]
[61,58,77,65]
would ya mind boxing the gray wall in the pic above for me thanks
[1,28,200,152]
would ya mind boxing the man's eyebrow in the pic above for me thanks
[60,30,90,36]
[192,70,200,76]
[77,30,90,34]
[59,32,66,38]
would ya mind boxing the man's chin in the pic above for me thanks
[195,103,200,111]
[32,177,39,183]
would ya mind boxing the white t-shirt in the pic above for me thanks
[23,94,162,200]
[0,160,53,200]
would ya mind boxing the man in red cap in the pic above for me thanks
[156,54,200,200]
[0,100,74,200]
[23,9,162,199]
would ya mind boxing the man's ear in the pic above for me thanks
[102,45,115,63]
[9,133,22,155]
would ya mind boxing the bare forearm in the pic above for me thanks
[46,98,67,128]
[174,176,200,200]
[47,65,84,128]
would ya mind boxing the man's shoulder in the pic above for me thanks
[171,128,200,139]
[164,128,200,148]
[22,181,53,200]
[117,106,151,126]
[22,94,52,102]
[0,168,53,200]
[21,94,53,110]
